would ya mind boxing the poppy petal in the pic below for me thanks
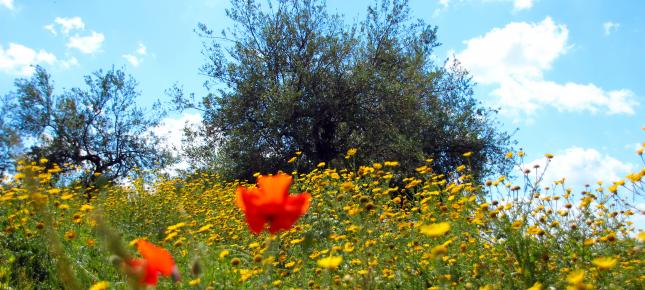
[286,192,311,215]
[268,193,311,234]
[136,240,176,276]
[142,264,160,286]
[235,186,248,211]
[245,207,268,234]
[256,173,292,204]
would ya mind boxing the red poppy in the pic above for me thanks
[236,173,311,234]
[126,240,180,286]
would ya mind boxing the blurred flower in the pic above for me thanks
[420,222,450,237]
[126,240,180,286]
[591,256,618,270]
[317,255,342,270]
[236,173,311,234]
[89,281,109,290]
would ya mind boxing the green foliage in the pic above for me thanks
[178,0,513,180]
[1,66,172,187]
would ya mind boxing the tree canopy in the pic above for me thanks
[177,0,513,180]
[1,66,171,187]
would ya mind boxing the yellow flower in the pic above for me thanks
[288,157,297,163]
[511,220,523,229]
[504,151,513,159]
[384,161,399,167]
[346,148,358,157]
[167,222,186,231]
[343,242,355,253]
[60,194,74,200]
[79,204,94,212]
[526,282,542,290]
[64,231,76,240]
[637,231,645,242]
[188,278,201,286]
[420,222,450,237]
[591,256,618,270]
[463,151,473,157]
[219,250,230,259]
[89,281,109,290]
[317,256,342,270]
[545,153,554,159]
[566,270,584,284]
[430,244,447,257]
[195,224,213,233]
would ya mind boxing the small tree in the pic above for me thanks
[178,0,513,180]
[2,66,171,194]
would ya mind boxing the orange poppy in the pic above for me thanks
[236,173,311,234]
[126,240,180,286]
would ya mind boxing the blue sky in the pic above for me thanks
[1,0,644,203]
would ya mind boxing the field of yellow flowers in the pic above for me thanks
[1,144,644,289]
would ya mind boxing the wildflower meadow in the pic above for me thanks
[1,139,644,289]
[1,1,644,289]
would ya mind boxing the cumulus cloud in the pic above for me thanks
[603,21,620,36]
[435,0,535,12]
[59,56,79,69]
[44,16,105,55]
[0,0,13,10]
[67,31,105,54]
[122,54,140,67]
[458,17,568,84]
[136,42,147,55]
[456,17,638,117]
[151,113,203,174]
[522,147,634,187]
[512,0,533,10]
[122,42,147,67]
[44,24,57,35]
[44,17,86,36]
[55,17,85,34]
[0,43,57,76]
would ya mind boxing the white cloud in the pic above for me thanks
[0,0,14,10]
[54,16,85,35]
[60,56,79,69]
[151,113,203,175]
[67,31,105,54]
[603,21,620,36]
[513,0,533,10]
[0,43,57,76]
[522,147,634,187]
[122,54,140,67]
[153,113,203,153]
[44,24,57,35]
[122,42,147,67]
[436,0,535,11]
[494,79,637,115]
[458,17,568,84]
[136,42,147,55]
[456,17,638,117]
